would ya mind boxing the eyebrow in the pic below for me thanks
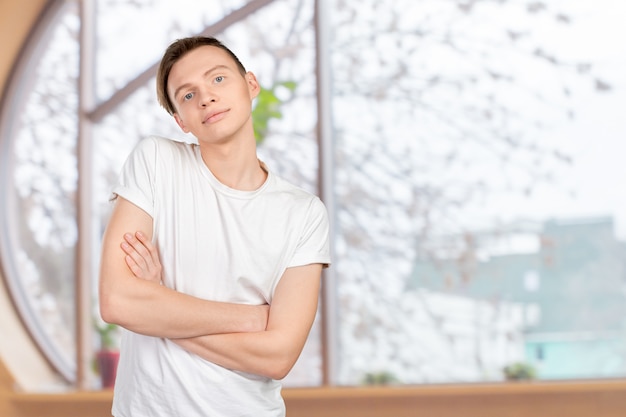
[172,64,231,101]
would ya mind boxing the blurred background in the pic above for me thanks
[1,0,625,395]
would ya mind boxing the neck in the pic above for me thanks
[199,137,267,191]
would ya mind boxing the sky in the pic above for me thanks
[464,0,626,240]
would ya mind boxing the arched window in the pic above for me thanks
[2,0,626,389]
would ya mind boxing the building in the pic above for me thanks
[410,216,626,379]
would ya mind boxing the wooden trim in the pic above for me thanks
[2,380,626,417]
[0,0,49,96]
[284,381,626,417]
[9,390,112,417]
[0,360,16,417]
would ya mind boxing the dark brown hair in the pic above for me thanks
[156,37,247,115]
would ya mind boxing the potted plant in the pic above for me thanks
[361,371,400,386]
[502,361,537,381]
[94,321,120,389]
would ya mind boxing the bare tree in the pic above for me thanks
[329,0,613,383]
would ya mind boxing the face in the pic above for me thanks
[167,45,259,144]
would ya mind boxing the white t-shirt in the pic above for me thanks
[110,136,331,417]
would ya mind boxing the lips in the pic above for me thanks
[202,109,228,124]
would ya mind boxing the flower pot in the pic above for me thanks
[96,350,120,389]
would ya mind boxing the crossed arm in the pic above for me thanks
[98,197,322,379]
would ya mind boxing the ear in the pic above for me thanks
[245,71,260,100]
[174,113,190,133]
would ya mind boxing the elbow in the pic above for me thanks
[264,351,300,380]
[99,291,124,326]
[265,363,292,381]
[98,275,140,327]
[99,300,116,325]
[257,334,309,380]
[98,273,122,325]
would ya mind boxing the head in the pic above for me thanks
[156,37,247,115]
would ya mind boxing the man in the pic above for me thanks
[98,36,330,416]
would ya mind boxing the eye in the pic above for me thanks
[215,76,224,83]
[183,92,194,101]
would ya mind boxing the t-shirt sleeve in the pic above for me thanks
[112,137,158,217]
[289,196,331,268]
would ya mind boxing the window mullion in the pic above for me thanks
[76,0,96,389]
[314,0,338,386]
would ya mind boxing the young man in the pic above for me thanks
[98,37,330,416]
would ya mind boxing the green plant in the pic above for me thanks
[252,80,297,144]
[502,361,537,381]
[361,371,400,386]
[95,321,119,351]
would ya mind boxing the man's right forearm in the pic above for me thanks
[99,275,268,338]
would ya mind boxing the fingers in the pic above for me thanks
[121,236,147,266]
[120,231,162,282]
[123,232,151,261]
[121,239,149,279]
[135,231,160,265]
[123,253,145,278]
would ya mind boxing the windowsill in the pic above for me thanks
[4,379,626,417]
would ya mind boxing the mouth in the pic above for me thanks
[202,109,228,124]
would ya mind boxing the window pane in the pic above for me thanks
[331,0,626,384]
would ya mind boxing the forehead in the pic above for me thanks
[168,46,238,90]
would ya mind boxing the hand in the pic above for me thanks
[121,231,163,284]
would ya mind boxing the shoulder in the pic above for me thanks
[130,136,197,163]
[268,174,327,216]
[270,174,316,201]
[135,135,194,153]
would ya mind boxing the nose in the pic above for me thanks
[199,88,216,107]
